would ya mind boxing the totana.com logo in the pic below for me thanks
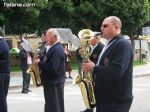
[2,0,36,7]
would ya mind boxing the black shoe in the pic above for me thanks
[22,90,28,94]
[28,90,32,92]
[65,76,68,79]
[69,76,73,79]
[80,108,93,112]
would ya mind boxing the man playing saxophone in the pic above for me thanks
[34,28,65,112]
[83,16,133,112]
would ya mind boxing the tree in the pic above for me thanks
[0,0,149,39]
[96,0,149,42]
[0,0,47,35]
[71,0,103,34]
[37,0,75,34]
[143,0,150,26]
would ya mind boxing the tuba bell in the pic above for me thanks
[74,29,96,109]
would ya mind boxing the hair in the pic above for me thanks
[94,36,100,40]
[47,28,60,42]
[0,27,4,37]
[42,30,47,36]
[110,16,122,28]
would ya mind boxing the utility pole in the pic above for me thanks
[139,39,142,63]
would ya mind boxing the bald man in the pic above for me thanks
[35,28,65,112]
[83,16,133,112]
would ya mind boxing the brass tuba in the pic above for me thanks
[74,29,96,109]
[27,42,45,87]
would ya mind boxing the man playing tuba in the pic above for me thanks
[75,29,104,112]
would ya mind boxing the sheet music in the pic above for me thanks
[20,39,33,53]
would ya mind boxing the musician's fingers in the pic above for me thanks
[34,59,39,64]
[82,66,87,72]
[82,62,86,66]
[87,59,92,62]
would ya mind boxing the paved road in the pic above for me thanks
[8,76,150,112]
[130,76,150,112]
[8,84,85,112]
[7,62,150,112]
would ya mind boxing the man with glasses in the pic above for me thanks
[82,16,133,112]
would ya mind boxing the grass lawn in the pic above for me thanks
[10,63,78,72]
[133,60,147,66]
[71,62,78,70]
[10,61,147,72]
[10,66,21,72]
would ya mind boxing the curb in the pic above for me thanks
[133,73,150,78]
[9,78,75,89]
[9,71,150,89]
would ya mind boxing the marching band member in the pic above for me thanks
[19,36,33,93]
[34,28,65,112]
[80,33,104,112]
[83,16,133,112]
[0,27,10,112]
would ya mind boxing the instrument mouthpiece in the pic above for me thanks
[94,32,101,36]
[38,42,46,44]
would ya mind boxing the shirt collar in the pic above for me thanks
[0,36,3,39]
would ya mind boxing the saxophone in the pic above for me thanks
[27,42,45,87]
[74,29,96,109]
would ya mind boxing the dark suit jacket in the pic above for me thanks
[19,49,33,70]
[38,43,46,61]
[76,47,83,62]
[93,35,133,103]
[89,42,104,64]
[0,38,10,73]
[39,42,65,86]
[19,49,28,70]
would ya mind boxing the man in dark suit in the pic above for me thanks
[19,47,33,93]
[80,35,104,112]
[0,27,10,112]
[35,28,65,112]
[89,36,104,65]
[38,30,47,61]
[83,16,133,112]
[76,47,83,75]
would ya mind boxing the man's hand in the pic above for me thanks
[34,59,40,64]
[82,60,95,73]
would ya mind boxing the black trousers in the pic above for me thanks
[21,65,30,91]
[0,73,10,112]
[43,83,65,112]
[96,99,132,112]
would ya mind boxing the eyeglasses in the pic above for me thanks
[101,24,109,28]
